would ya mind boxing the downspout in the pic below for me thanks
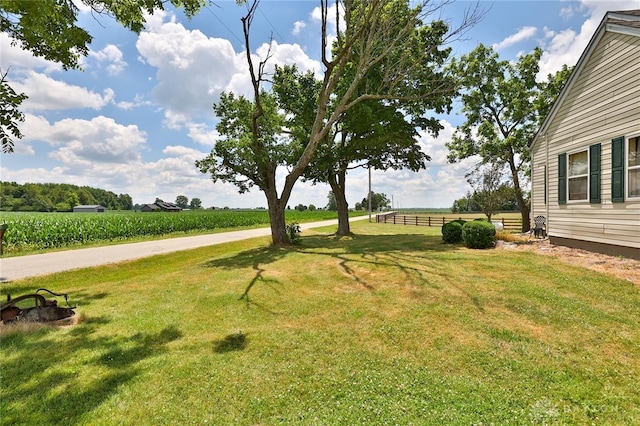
[545,132,550,236]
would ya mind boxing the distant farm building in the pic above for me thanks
[73,205,106,213]
[141,201,182,212]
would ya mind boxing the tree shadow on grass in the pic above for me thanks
[213,332,248,353]
[0,322,182,425]
[204,246,290,304]
[294,233,461,292]
[203,232,462,300]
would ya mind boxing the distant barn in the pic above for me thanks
[141,204,161,212]
[141,201,182,212]
[73,205,106,213]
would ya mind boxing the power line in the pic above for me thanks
[257,4,285,45]
[205,4,244,45]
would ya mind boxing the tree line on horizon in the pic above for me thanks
[0,181,133,212]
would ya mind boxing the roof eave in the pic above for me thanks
[530,14,608,150]
[530,10,640,151]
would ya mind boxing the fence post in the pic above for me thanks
[442,217,445,225]
[428,217,431,227]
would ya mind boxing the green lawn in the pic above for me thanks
[1,221,638,425]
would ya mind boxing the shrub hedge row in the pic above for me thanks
[441,218,496,249]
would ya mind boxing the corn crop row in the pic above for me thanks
[0,210,274,252]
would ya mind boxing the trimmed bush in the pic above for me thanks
[442,220,465,243]
[462,220,496,249]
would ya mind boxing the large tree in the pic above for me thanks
[0,0,208,152]
[197,0,481,245]
[446,44,571,232]
[175,195,189,208]
[467,163,506,221]
[273,63,444,235]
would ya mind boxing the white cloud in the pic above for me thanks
[281,119,481,209]
[292,21,306,36]
[136,13,322,129]
[492,26,538,51]
[538,0,640,77]
[89,44,128,75]
[24,115,146,164]
[116,94,152,110]
[0,34,60,72]
[3,115,227,205]
[186,123,219,147]
[255,40,322,77]
[311,2,345,35]
[136,18,246,119]
[12,71,113,112]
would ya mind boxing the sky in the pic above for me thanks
[1,0,639,209]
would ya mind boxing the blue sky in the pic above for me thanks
[1,0,639,209]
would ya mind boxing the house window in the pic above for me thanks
[568,150,588,201]
[629,135,640,198]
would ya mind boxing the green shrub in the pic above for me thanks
[442,221,464,243]
[462,220,496,249]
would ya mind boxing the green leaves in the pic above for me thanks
[196,89,291,193]
[446,44,572,231]
[446,44,566,167]
[0,68,27,153]
[1,0,91,70]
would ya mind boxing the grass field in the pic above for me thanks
[1,221,638,424]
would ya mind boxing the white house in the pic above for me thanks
[530,9,640,260]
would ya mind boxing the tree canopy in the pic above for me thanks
[360,192,390,212]
[175,195,189,209]
[446,44,571,231]
[0,181,133,211]
[197,0,481,245]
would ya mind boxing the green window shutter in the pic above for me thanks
[589,143,601,203]
[611,136,625,203]
[558,153,567,205]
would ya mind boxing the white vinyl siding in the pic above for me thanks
[530,30,640,249]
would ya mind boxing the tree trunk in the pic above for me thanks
[265,191,288,246]
[262,163,290,246]
[329,173,351,236]
[512,180,530,233]
[507,157,531,232]
[513,173,531,232]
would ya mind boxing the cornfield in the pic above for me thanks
[0,210,338,254]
